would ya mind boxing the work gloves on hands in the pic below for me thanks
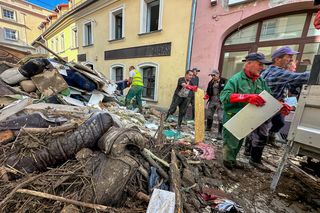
[314,10,320,30]
[203,94,209,100]
[280,103,292,116]
[186,85,198,92]
[230,94,266,107]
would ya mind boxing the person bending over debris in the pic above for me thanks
[261,46,310,146]
[125,66,144,113]
[204,69,227,140]
[166,70,198,129]
[220,53,272,170]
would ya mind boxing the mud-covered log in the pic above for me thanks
[170,149,183,213]
[4,112,113,179]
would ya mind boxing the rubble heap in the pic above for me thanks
[0,56,319,213]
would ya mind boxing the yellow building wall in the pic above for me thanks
[75,0,192,108]
[0,0,52,49]
[46,23,79,62]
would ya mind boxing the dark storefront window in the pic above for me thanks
[142,66,156,99]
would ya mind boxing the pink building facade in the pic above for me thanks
[191,0,319,88]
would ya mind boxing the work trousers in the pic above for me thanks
[207,101,223,123]
[246,121,269,150]
[269,113,285,133]
[167,94,191,126]
[125,86,143,108]
[190,97,195,120]
[222,112,244,164]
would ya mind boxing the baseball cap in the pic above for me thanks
[209,69,220,76]
[271,46,299,59]
[242,52,272,65]
[192,67,200,72]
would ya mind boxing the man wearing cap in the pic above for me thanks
[204,69,227,140]
[220,52,275,170]
[190,68,200,120]
[261,46,310,146]
[166,70,198,129]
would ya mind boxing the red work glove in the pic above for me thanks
[230,94,266,107]
[203,94,209,100]
[127,81,132,87]
[280,103,292,116]
[314,10,320,30]
[186,85,198,92]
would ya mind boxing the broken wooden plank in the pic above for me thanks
[22,123,78,134]
[142,149,169,180]
[170,149,183,213]
[16,189,118,212]
[195,89,205,143]
[143,148,170,168]
[0,98,33,121]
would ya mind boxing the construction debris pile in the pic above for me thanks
[0,57,320,213]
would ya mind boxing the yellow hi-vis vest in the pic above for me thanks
[132,69,144,86]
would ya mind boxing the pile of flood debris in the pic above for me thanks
[0,55,319,213]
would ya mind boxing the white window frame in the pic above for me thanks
[4,28,18,41]
[139,0,163,34]
[137,62,159,102]
[55,37,59,53]
[60,33,65,52]
[71,26,78,49]
[110,64,125,82]
[83,21,94,46]
[2,7,16,21]
[109,5,125,41]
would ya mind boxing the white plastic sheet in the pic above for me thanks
[146,189,175,213]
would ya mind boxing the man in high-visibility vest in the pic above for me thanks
[126,66,144,113]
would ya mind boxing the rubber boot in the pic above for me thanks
[244,138,252,156]
[267,132,279,147]
[249,146,270,172]
[205,119,213,131]
[216,123,223,140]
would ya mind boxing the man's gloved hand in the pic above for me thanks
[186,85,198,92]
[314,10,320,30]
[126,80,132,87]
[280,103,292,116]
[203,94,209,100]
[230,94,266,107]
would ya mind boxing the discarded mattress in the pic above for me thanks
[4,112,114,179]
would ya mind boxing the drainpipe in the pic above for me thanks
[186,0,197,70]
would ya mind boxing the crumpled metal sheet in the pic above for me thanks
[4,112,114,179]
[0,112,67,130]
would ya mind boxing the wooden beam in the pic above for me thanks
[194,88,205,143]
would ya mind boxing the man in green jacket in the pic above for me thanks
[220,53,272,170]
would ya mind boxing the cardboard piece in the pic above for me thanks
[223,90,282,140]
[31,69,68,97]
[195,88,205,143]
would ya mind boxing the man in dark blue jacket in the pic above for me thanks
[261,46,310,146]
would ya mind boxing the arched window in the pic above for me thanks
[137,62,159,101]
[110,64,125,82]
[220,11,320,78]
